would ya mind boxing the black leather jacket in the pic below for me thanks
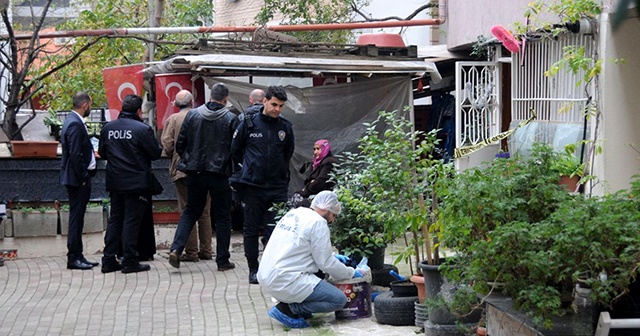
[176,102,239,176]
[230,110,295,189]
[98,112,162,193]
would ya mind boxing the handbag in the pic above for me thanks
[150,173,164,195]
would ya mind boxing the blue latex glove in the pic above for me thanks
[335,254,350,264]
[353,269,364,278]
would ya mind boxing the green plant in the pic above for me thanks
[439,143,576,327]
[331,152,388,260]
[43,109,62,128]
[550,143,584,178]
[334,108,453,274]
[14,206,57,213]
[58,202,102,211]
[153,206,177,213]
[439,142,640,328]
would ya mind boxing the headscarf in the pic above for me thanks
[313,139,331,170]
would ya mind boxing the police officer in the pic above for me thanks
[230,85,295,284]
[98,94,162,274]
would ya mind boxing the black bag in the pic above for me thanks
[150,173,164,195]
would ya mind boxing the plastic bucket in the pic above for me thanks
[331,274,372,319]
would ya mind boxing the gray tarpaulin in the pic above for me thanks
[203,76,412,195]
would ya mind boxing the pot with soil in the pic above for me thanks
[390,280,418,297]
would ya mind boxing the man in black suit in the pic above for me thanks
[60,92,99,270]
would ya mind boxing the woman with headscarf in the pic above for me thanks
[292,139,338,208]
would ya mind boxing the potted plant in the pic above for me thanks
[58,202,105,234]
[10,204,58,237]
[43,109,63,141]
[438,142,640,329]
[550,143,586,192]
[331,151,390,270]
[152,206,180,224]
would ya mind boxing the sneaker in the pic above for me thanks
[249,270,259,284]
[121,263,151,274]
[267,306,310,329]
[180,254,200,262]
[217,262,235,272]
[168,250,180,269]
[198,252,213,260]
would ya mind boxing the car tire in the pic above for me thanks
[371,264,399,287]
[374,291,418,326]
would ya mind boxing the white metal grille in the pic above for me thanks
[512,33,595,123]
[455,62,501,148]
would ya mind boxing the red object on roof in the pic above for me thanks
[356,33,406,47]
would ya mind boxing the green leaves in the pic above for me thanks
[331,108,453,271]
[36,0,213,111]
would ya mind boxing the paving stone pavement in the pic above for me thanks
[0,234,420,336]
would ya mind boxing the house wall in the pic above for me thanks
[214,0,265,26]
[597,10,640,193]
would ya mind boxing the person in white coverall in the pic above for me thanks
[257,190,366,329]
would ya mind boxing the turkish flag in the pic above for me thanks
[102,64,145,121]
[154,73,206,129]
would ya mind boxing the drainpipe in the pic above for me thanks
[8,18,447,40]
[431,0,448,44]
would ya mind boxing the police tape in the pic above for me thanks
[454,109,537,159]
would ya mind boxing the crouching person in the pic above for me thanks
[257,190,366,329]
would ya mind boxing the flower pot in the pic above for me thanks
[559,175,580,192]
[415,300,429,328]
[60,206,104,234]
[10,209,58,237]
[390,280,418,297]
[410,274,426,303]
[10,141,59,158]
[152,211,180,224]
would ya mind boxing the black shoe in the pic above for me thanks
[198,252,213,260]
[80,256,99,267]
[67,259,94,270]
[169,250,180,269]
[217,262,235,272]
[180,254,200,262]
[121,263,151,274]
[249,270,259,284]
[101,260,123,273]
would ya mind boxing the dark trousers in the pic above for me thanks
[66,180,91,262]
[241,185,287,271]
[171,172,232,266]
[103,192,148,267]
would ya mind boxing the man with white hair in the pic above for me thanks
[257,190,365,329]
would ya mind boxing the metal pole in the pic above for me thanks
[7,18,445,40]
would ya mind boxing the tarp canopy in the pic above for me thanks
[204,76,413,195]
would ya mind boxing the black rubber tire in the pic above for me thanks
[371,264,399,287]
[374,291,418,326]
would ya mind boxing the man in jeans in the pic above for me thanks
[162,90,213,262]
[168,83,238,271]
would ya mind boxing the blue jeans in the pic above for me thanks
[171,172,232,266]
[288,280,347,316]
